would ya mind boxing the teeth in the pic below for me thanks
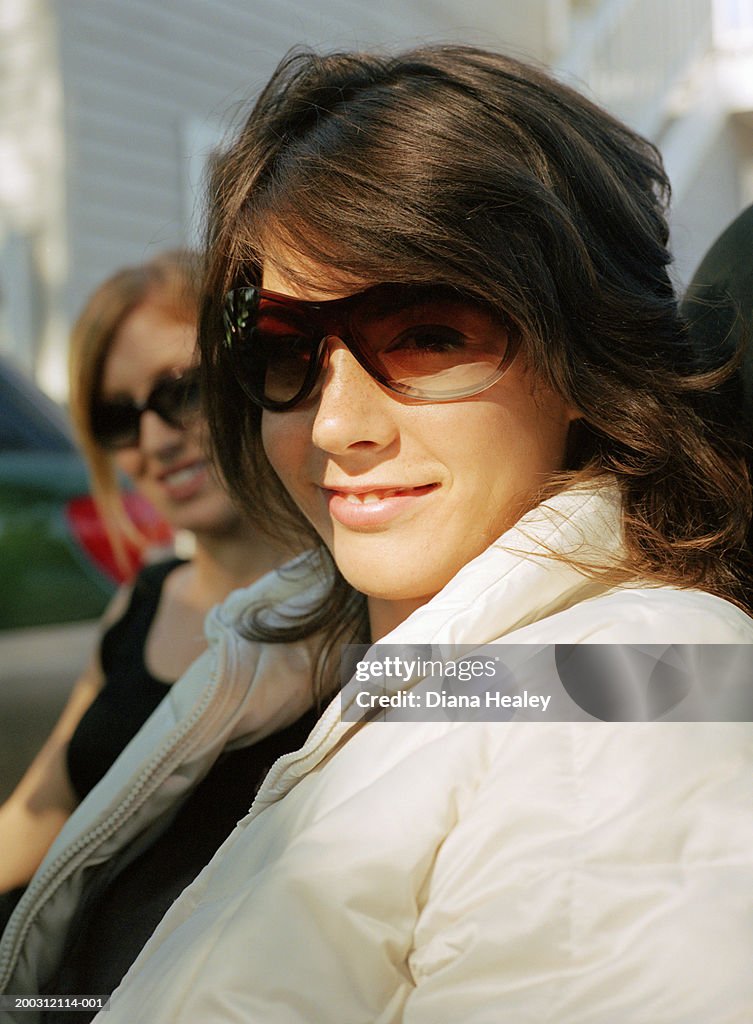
[335,484,436,504]
[165,464,203,486]
[344,490,396,504]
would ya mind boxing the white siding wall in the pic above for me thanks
[0,0,66,385]
[57,0,558,329]
[6,0,749,388]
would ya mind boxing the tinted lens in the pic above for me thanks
[90,401,140,449]
[150,372,202,424]
[223,283,514,409]
[350,285,512,400]
[258,303,320,404]
[224,287,320,408]
[90,371,201,450]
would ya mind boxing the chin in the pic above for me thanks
[176,497,243,538]
[338,562,448,603]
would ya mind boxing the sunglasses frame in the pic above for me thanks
[222,283,519,412]
[90,367,201,451]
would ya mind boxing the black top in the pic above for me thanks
[66,558,185,802]
[42,555,321,1019]
[43,705,320,1022]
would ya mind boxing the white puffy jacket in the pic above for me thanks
[5,485,753,1023]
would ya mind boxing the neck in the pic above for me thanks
[367,593,434,642]
[184,521,290,609]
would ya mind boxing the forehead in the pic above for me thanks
[261,242,370,303]
[101,302,196,398]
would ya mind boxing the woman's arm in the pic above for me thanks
[0,659,102,892]
[0,587,131,893]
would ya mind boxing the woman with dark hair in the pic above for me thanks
[4,45,752,1022]
[201,49,753,629]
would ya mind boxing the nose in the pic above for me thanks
[310,339,398,456]
[137,408,185,461]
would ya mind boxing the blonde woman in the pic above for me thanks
[0,252,292,924]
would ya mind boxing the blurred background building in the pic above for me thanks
[1,0,752,398]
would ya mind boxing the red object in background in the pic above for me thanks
[65,493,174,584]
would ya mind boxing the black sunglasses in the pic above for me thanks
[222,283,518,411]
[90,368,202,450]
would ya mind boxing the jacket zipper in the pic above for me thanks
[0,640,228,990]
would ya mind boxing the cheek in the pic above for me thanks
[449,383,574,489]
[529,387,580,468]
[261,412,308,493]
[113,449,141,482]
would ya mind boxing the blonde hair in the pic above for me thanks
[68,250,202,573]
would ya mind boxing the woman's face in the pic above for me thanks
[101,301,241,538]
[260,254,578,632]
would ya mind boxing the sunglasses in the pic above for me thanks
[90,368,202,450]
[222,283,518,411]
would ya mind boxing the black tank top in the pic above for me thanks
[66,558,185,802]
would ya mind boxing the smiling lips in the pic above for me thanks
[324,483,439,528]
[160,459,209,501]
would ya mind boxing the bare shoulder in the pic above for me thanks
[99,582,135,631]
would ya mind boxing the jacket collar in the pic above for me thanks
[378,481,622,647]
[249,481,624,809]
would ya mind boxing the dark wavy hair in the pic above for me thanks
[198,44,752,683]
